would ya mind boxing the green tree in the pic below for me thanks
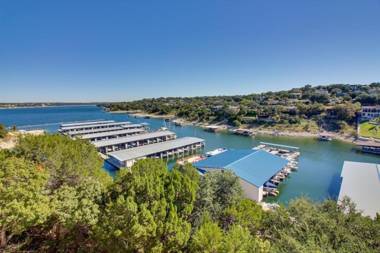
[222,225,270,253]
[190,216,223,253]
[14,134,111,189]
[0,157,51,248]
[221,199,263,233]
[192,170,243,227]
[96,159,198,252]
[0,124,7,138]
[262,198,380,253]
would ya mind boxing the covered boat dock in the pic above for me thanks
[93,130,176,153]
[59,121,132,133]
[108,137,205,168]
[79,125,147,141]
[60,120,114,128]
[193,149,289,202]
[338,161,380,218]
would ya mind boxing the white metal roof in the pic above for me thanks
[338,161,380,218]
[60,121,131,131]
[67,126,125,136]
[109,137,204,161]
[93,130,176,147]
[60,120,114,127]
[79,126,146,139]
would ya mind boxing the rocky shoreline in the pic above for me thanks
[110,110,356,143]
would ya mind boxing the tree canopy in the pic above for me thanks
[0,134,379,252]
[0,124,7,138]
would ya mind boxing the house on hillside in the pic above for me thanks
[361,106,380,120]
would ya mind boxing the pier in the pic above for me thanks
[59,120,131,133]
[64,126,125,137]
[354,140,380,155]
[78,125,147,141]
[108,137,205,168]
[60,120,114,128]
[93,130,177,153]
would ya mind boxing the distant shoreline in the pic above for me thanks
[0,104,97,110]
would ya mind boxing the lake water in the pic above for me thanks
[1,105,379,203]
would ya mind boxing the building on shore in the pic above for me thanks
[108,137,205,168]
[360,106,380,120]
[93,130,176,153]
[338,161,380,218]
[193,149,289,202]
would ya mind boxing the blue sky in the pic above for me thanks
[1,0,379,102]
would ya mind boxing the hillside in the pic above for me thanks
[104,83,380,135]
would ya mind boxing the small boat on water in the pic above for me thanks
[205,148,227,157]
[230,128,255,136]
[318,132,333,141]
[264,182,278,188]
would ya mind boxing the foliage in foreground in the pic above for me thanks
[0,134,379,252]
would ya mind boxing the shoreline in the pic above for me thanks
[109,110,356,144]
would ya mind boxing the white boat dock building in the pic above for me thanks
[60,120,115,128]
[64,126,125,137]
[59,121,132,133]
[338,161,380,218]
[79,126,147,141]
[93,130,177,153]
[108,137,205,168]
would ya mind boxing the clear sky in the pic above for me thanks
[1,0,379,102]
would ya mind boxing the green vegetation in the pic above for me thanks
[359,120,380,139]
[0,134,379,252]
[0,124,7,138]
[104,83,380,133]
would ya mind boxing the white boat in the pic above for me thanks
[205,148,227,157]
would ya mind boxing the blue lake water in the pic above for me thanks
[1,105,379,203]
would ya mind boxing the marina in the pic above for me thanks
[2,105,380,204]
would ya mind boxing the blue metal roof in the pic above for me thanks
[193,149,288,187]
[193,149,254,168]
